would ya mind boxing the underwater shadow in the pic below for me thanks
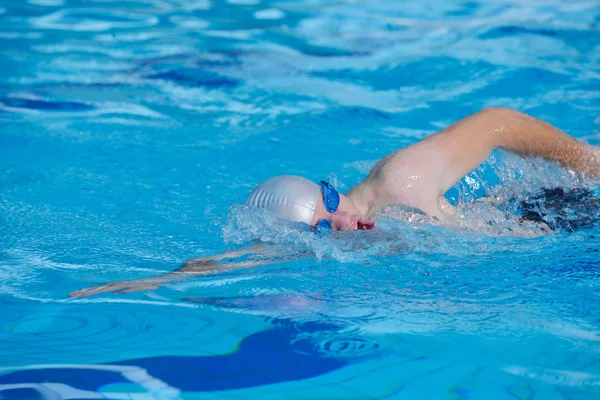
[0,319,348,398]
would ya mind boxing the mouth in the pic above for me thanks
[357,219,375,231]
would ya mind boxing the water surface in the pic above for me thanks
[1,0,600,398]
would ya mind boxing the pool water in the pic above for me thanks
[1,0,600,398]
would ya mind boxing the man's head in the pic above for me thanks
[245,175,374,231]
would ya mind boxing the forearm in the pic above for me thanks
[137,242,299,284]
[139,261,219,285]
[420,107,598,199]
[487,108,599,177]
[68,259,255,298]
[151,244,272,284]
[68,243,277,298]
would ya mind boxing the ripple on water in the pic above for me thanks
[316,336,382,359]
[27,0,65,6]
[1,303,215,363]
[7,315,87,335]
[227,0,260,5]
[0,96,94,113]
[254,9,285,20]
[145,68,239,89]
[504,366,600,388]
[169,15,210,30]
[179,0,212,11]
[479,26,600,53]
[30,9,159,32]
[1,0,600,396]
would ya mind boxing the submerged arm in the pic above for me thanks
[422,107,599,197]
[68,243,304,298]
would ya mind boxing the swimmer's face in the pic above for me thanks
[311,192,374,231]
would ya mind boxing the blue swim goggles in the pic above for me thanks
[314,181,340,231]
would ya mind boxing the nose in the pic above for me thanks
[331,212,359,231]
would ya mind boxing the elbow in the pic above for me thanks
[475,107,528,148]
[477,106,525,120]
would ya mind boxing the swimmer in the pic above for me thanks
[69,107,600,298]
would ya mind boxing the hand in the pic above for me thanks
[68,279,161,298]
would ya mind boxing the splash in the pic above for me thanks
[222,204,416,263]
[222,152,600,263]
[446,152,600,236]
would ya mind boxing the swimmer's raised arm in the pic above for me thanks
[68,243,305,298]
[350,107,599,218]
[415,107,599,198]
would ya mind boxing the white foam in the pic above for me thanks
[30,9,158,32]
[0,32,41,39]
[180,0,211,11]
[254,8,285,20]
[228,0,260,4]
[27,0,65,6]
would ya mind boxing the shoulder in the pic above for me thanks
[361,151,446,217]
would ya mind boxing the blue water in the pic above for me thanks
[1,0,600,398]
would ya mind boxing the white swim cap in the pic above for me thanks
[245,175,321,225]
